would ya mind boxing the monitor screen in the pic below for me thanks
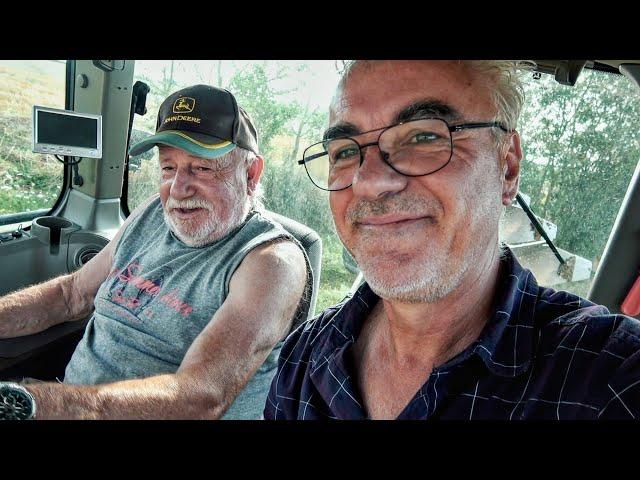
[37,110,98,149]
[33,106,102,158]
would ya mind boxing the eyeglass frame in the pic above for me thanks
[297,117,513,191]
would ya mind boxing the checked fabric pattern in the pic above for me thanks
[264,248,640,420]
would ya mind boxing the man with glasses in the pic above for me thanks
[264,60,640,420]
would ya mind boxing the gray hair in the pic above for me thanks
[336,60,526,148]
[464,60,525,147]
[228,146,265,212]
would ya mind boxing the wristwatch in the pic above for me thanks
[0,382,36,420]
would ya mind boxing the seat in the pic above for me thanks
[263,210,322,323]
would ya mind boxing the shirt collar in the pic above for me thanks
[466,248,539,377]
[309,247,539,390]
[306,283,375,419]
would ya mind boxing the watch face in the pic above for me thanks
[0,385,35,420]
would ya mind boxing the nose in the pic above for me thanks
[168,166,196,200]
[351,143,407,199]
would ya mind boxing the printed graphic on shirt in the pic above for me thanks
[104,259,194,320]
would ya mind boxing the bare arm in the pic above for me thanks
[0,196,157,339]
[21,239,307,419]
[0,240,114,339]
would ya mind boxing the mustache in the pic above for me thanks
[346,194,441,223]
[165,197,214,211]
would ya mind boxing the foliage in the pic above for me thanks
[0,63,65,217]
[227,62,301,160]
[0,116,63,217]
[518,70,640,264]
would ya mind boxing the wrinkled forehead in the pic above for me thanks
[329,61,496,130]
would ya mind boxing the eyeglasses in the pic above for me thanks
[298,117,511,191]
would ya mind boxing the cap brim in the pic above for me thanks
[129,130,236,159]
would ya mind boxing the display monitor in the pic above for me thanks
[32,106,102,159]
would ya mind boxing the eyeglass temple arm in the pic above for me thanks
[298,151,328,165]
[515,193,566,265]
[450,122,511,133]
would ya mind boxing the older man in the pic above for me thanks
[0,85,308,420]
[265,60,640,420]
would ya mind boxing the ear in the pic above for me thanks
[246,155,264,194]
[501,131,522,206]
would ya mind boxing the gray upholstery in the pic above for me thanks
[263,210,322,322]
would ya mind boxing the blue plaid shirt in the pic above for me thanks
[265,248,640,420]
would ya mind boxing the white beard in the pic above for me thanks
[358,229,487,304]
[344,165,501,304]
[163,196,248,247]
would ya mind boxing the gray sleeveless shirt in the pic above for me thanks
[64,196,306,419]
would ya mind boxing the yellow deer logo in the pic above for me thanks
[173,97,195,113]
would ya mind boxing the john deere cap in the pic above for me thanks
[129,84,259,159]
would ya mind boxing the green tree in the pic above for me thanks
[136,61,182,133]
[288,103,326,165]
[518,69,640,265]
[226,62,300,159]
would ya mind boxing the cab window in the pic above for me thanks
[0,60,67,226]
[505,67,640,297]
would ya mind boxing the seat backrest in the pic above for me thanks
[263,210,322,322]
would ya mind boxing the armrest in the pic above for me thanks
[0,317,89,359]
